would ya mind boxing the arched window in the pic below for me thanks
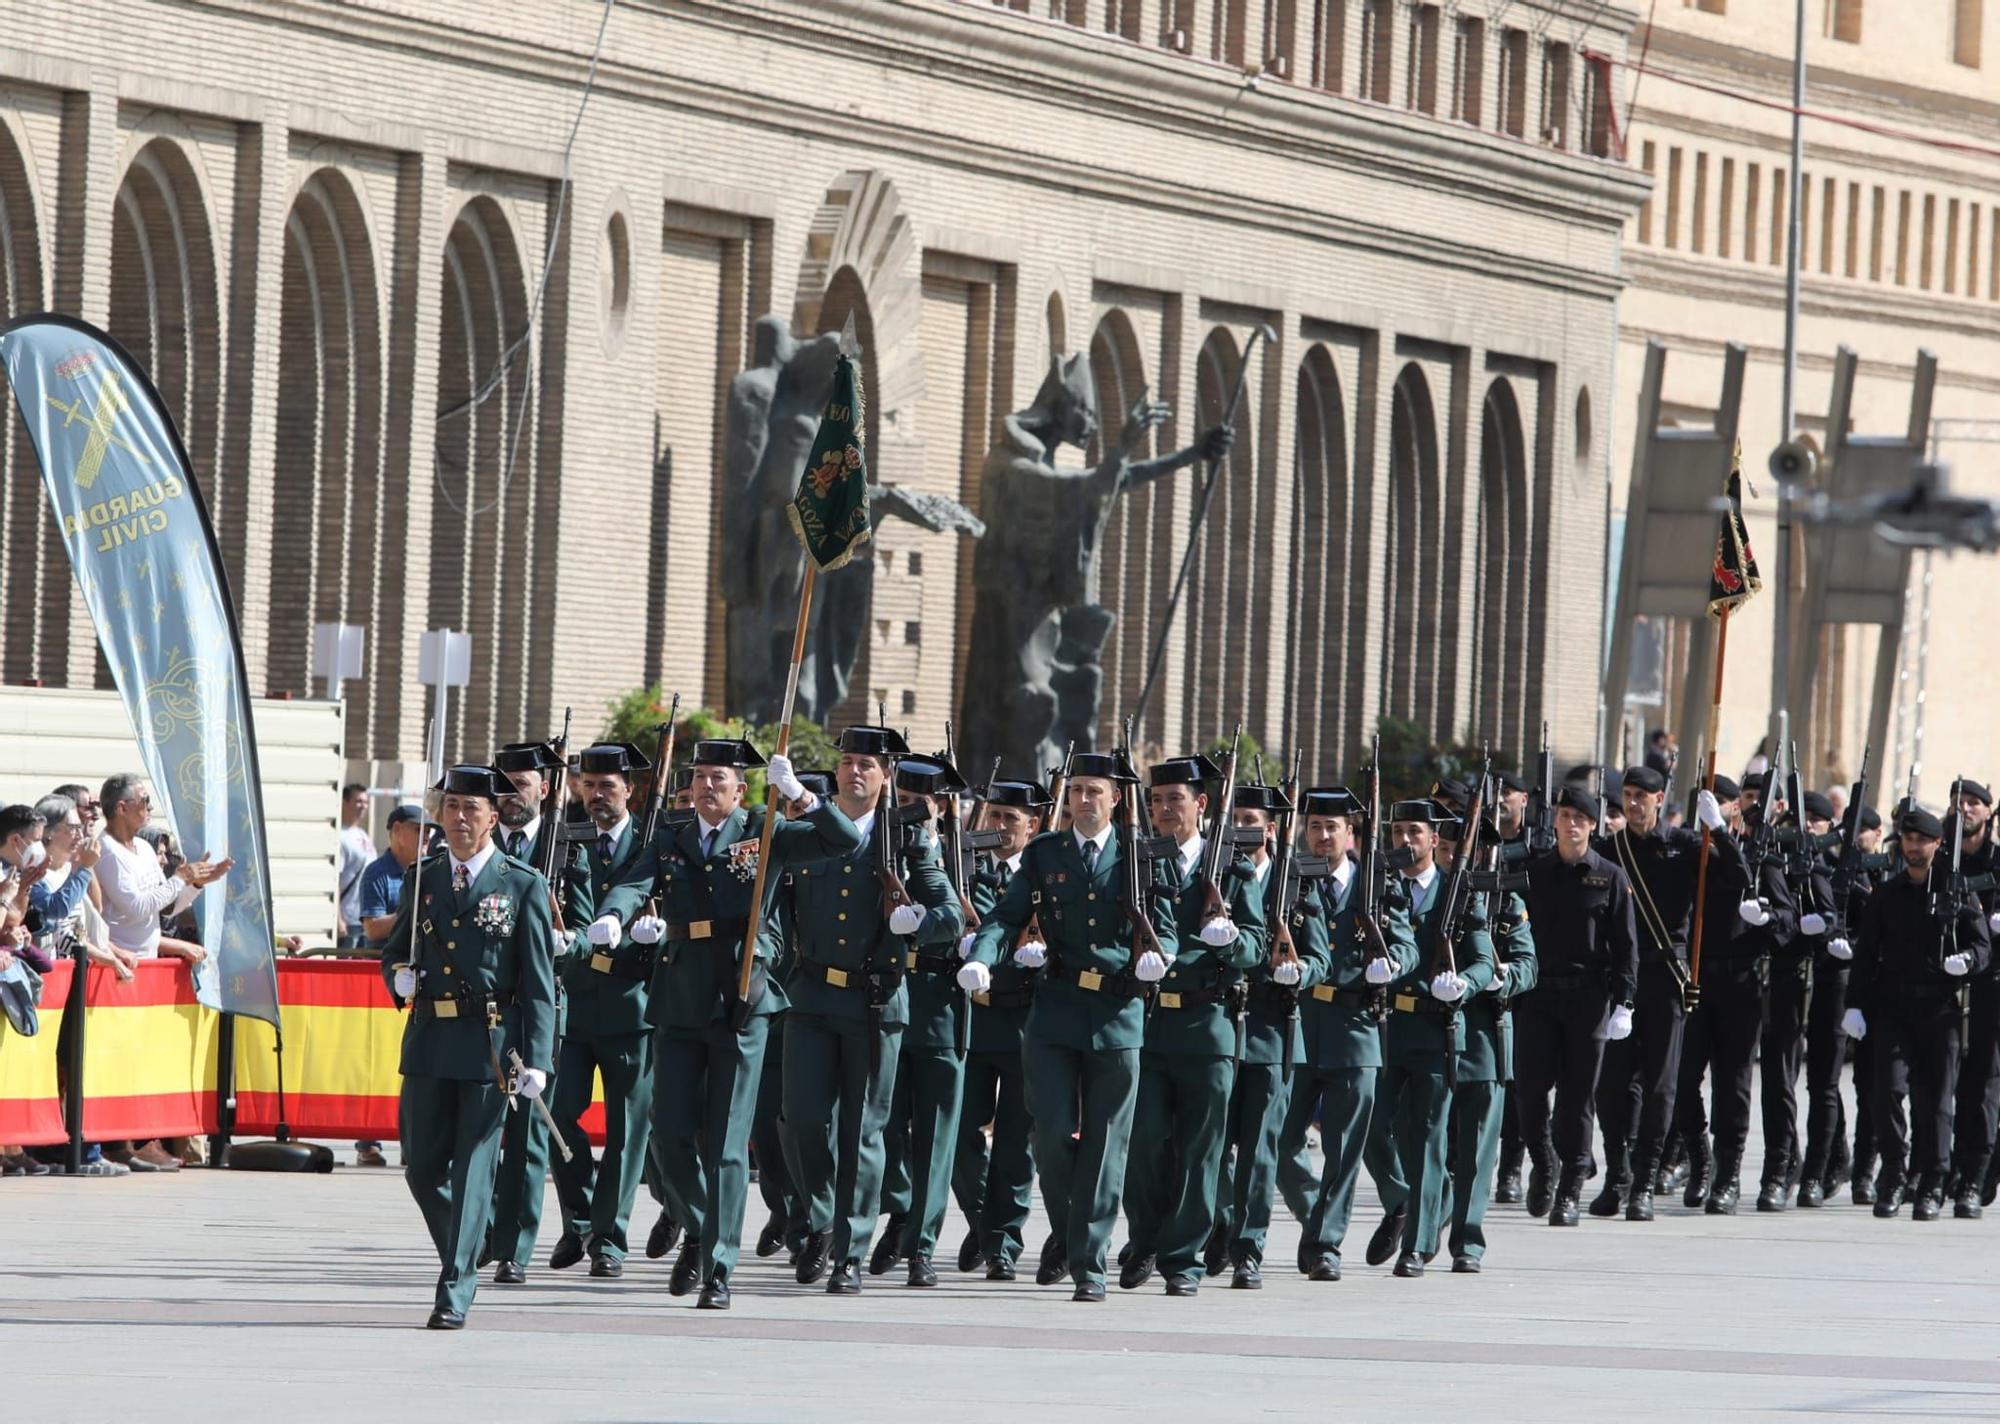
[1286,345,1351,778]
[1382,363,1442,730]
[0,119,53,684]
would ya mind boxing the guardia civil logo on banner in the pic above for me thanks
[0,315,281,1027]
[786,350,873,572]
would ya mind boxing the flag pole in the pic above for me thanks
[1687,604,1730,987]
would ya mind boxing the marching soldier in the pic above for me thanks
[548,743,657,1280]
[1276,788,1416,1281]
[1759,790,1836,1210]
[1801,805,1880,1206]
[1491,770,1533,1204]
[963,752,1181,1302]
[1118,755,1267,1296]
[1209,782,1329,1288]
[384,764,557,1329]
[643,765,698,1262]
[603,737,857,1309]
[1845,805,1992,1218]
[483,741,592,1284]
[1517,787,1638,1227]
[949,776,1050,1281]
[784,726,960,1294]
[1945,781,2000,1217]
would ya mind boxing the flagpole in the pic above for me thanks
[1688,604,1731,987]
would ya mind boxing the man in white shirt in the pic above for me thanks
[338,783,375,948]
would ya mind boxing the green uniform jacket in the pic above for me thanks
[782,809,961,1028]
[1145,842,1269,1058]
[1298,864,1419,1071]
[560,818,649,1038]
[382,849,558,1080]
[1239,860,1334,1067]
[500,819,593,1039]
[967,825,1181,1053]
[1382,867,1497,1068]
[602,800,862,1029]
[1456,890,1537,1084]
[966,855,1035,1055]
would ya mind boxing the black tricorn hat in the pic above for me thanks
[494,741,561,774]
[578,742,651,775]
[795,770,836,801]
[983,778,1052,810]
[1303,786,1363,819]
[1067,751,1132,783]
[839,725,911,758]
[1388,798,1452,827]
[689,737,766,769]
[1232,783,1282,812]
[1148,754,1221,788]
[896,757,966,797]
[434,765,512,802]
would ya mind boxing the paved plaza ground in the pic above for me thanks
[6,1109,1999,1422]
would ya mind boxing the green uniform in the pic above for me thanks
[550,816,655,1264]
[783,806,961,1272]
[950,852,1037,1268]
[384,846,558,1317]
[1445,890,1537,1262]
[967,825,1181,1288]
[751,883,809,1257]
[1276,861,1419,1269]
[603,800,861,1285]
[1122,839,1268,1281]
[1362,865,1499,1260]
[1212,858,1333,1268]
[487,819,591,1270]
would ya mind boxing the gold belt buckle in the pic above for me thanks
[1158,991,1183,1009]
[826,967,850,989]
[1393,994,1417,1014]
[1311,985,1336,1003]
[590,952,614,974]
[685,919,713,940]
[1077,970,1103,992]
[972,991,991,1007]
[432,998,459,1020]
[906,949,920,970]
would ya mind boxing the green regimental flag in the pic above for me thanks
[787,351,872,572]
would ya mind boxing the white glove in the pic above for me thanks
[1800,912,1828,936]
[1429,971,1466,1003]
[1494,962,1511,985]
[392,965,418,999]
[957,961,992,994]
[1945,952,1972,977]
[1841,1007,1868,1040]
[586,914,621,947]
[1607,1005,1634,1041]
[1273,960,1302,986]
[1135,950,1169,983]
[630,915,666,945]
[515,1067,547,1100]
[767,754,806,803]
[889,903,926,936]
[1738,899,1770,927]
[957,932,977,960]
[1364,957,1394,985]
[1987,910,2000,934]
[1013,940,1047,969]
[1696,789,1726,831]
[1199,916,1239,947]
[1827,936,1853,961]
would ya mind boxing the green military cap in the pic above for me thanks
[434,764,512,801]
[689,737,766,768]
[494,741,562,773]
[578,742,652,775]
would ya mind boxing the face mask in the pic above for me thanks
[23,842,47,870]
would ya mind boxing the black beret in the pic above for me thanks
[1432,777,1470,806]
[1741,771,1769,793]
[1711,774,1742,801]
[578,742,651,775]
[1555,785,1600,823]
[1859,806,1882,831]
[1622,766,1666,793]
[1802,791,1835,821]
[1959,780,1994,807]
[1496,772,1528,794]
[1900,807,1944,839]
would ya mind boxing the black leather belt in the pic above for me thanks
[970,985,1036,1010]
[587,949,653,982]
[1249,981,1300,1011]
[1390,992,1457,1018]
[1537,970,1605,990]
[1154,983,1229,1011]
[412,990,515,1021]
[903,950,959,977]
[1046,962,1147,1000]
[667,918,748,943]
[1307,984,1376,1011]
[809,962,904,991]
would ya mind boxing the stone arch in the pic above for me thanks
[1180,326,1263,746]
[1045,290,1068,362]
[1087,307,1165,745]
[1383,362,1443,730]
[1287,344,1351,780]
[270,169,384,756]
[0,114,53,686]
[430,194,532,763]
[1472,378,1531,755]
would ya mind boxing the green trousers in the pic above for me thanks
[883,1046,967,1260]
[551,1030,653,1261]
[400,1074,506,1315]
[488,1056,555,1269]
[1363,1064,1452,1258]
[784,1011,902,1269]
[751,1011,809,1253]
[1124,1052,1235,1278]
[1445,1079,1505,1261]
[1212,1062,1290,1266]
[651,1013,769,1282]
[1025,1038,1140,1287]
[1278,1065,1377,1266]
[952,1049,1035,1266]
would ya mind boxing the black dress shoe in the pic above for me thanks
[1493,1170,1523,1204]
[1659,1160,1690,1196]
[756,1216,785,1258]
[1852,1174,1878,1206]
[646,1212,679,1261]
[1365,1207,1405,1267]
[425,1308,465,1330]
[1684,1153,1713,1210]
[1625,1188,1655,1222]
[907,1255,938,1287]
[869,1215,906,1276]
[1704,1181,1740,1215]
[1525,1167,1553,1219]
[1072,1280,1105,1302]
[590,1254,624,1279]
[549,1231,584,1271]
[1587,1182,1626,1218]
[1230,1259,1262,1290]
[796,1229,832,1285]
[1034,1235,1069,1287]
[957,1229,982,1273]
[1954,1187,1984,1219]
[986,1257,1017,1281]
[1549,1192,1580,1227]
[1913,1192,1941,1222]
[828,1260,862,1295]
[1308,1255,1340,1282]
[1798,1180,1825,1208]
[1392,1251,1424,1278]
[1164,1273,1199,1297]
[1451,1256,1481,1274]
[493,1260,526,1285]
[697,1274,731,1310]
[1755,1182,1788,1213]
[669,1241,702,1297]
[1202,1224,1229,1280]
[1118,1251,1156,1291]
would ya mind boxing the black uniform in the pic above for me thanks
[1946,831,2000,1207]
[1798,840,1872,1203]
[1517,848,1639,1203]
[1759,851,1834,1205]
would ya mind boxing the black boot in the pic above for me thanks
[1525,1156,1554,1219]
[868,1215,906,1275]
[1684,1137,1713,1210]
[1755,1177,1789,1212]
[1872,1166,1905,1218]
[1704,1156,1741,1215]
[1493,1144,1524,1204]
[1913,1175,1942,1222]
[1852,1154,1879,1206]
[1798,1179,1825,1208]
[1954,1181,1983,1220]
[1625,1155,1657,1221]
[1657,1134,1689,1196]
[1588,1145,1630,1218]
[1549,1170,1582,1226]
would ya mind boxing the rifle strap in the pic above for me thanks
[1612,830,1678,958]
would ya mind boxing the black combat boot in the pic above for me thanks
[1626,1155,1657,1221]
[1684,1135,1713,1210]
[1872,1165,1906,1218]
[1704,1155,1741,1215]
[1549,1170,1583,1227]
[1525,1153,1555,1219]
[1493,1143,1524,1204]
[1588,1144,1630,1218]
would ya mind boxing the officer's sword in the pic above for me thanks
[507,1048,573,1163]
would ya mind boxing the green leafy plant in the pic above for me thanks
[1362,716,1518,804]
[600,684,837,805]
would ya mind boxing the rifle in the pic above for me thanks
[1781,739,1822,933]
[638,694,680,920]
[1117,717,1167,985]
[1264,749,1307,1079]
[1827,747,1872,940]
[1937,774,1973,970]
[537,707,574,934]
[1357,734,1392,992]
[1199,722,1243,926]
[1528,721,1556,855]
[1017,742,1073,953]
[1743,738,1788,881]
[941,724,977,1055]
[1430,749,1494,983]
